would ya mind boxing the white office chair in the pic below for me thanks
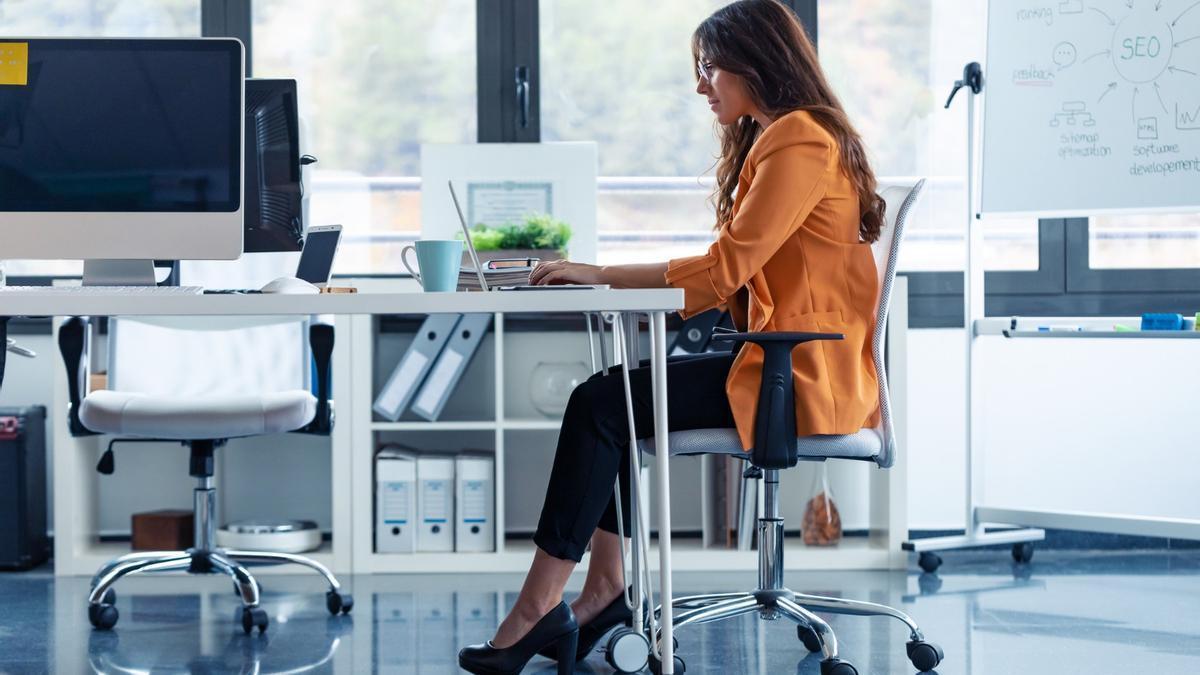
[642,179,941,675]
[58,315,352,634]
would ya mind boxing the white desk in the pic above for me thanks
[0,287,684,673]
[0,288,682,317]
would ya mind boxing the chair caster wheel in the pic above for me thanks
[820,658,858,675]
[605,627,649,673]
[918,551,943,573]
[907,640,944,671]
[326,591,353,615]
[88,603,119,630]
[1012,542,1035,564]
[648,653,685,674]
[797,623,822,652]
[241,607,269,634]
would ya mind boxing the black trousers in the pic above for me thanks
[533,352,738,562]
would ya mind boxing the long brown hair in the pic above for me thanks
[693,0,885,242]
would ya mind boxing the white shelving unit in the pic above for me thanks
[349,278,912,574]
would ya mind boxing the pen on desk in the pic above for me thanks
[1036,325,1084,332]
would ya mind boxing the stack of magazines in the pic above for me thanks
[457,257,541,291]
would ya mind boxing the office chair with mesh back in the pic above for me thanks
[646,179,941,675]
[58,316,352,635]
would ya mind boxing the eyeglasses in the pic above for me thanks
[696,60,715,82]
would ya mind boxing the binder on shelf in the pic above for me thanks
[416,454,455,552]
[410,313,492,421]
[455,453,495,553]
[375,447,417,554]
[373,313,462,421]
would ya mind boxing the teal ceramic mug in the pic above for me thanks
[401,239,463,292]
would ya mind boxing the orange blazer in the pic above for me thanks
[665,110,880,449]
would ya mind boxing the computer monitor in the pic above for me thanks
[0,38,244,285]
[244,78,303,253]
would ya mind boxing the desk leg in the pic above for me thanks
[650,310,674,673]
[0,316,8,392]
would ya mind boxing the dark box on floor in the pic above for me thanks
[0,406,48,570]
[132,510,194,550]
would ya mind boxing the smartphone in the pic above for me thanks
[296,224,343,287]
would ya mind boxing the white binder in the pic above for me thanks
[373,313,462,421]
[409,313,492,421]
[455,453,495,552]
[416,454,455,552]
[375,448,417,554]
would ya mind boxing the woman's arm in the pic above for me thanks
[529,260,669,289]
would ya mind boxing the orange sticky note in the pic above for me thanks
[0,43,29,86]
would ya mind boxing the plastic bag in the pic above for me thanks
[801,464,842,546]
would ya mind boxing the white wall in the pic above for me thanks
[4,325,1197,536]
[906,329,1200,530]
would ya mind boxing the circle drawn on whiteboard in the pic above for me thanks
[1110,9,1174,85]
[1053,42,1077,69]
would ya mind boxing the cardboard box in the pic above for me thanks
[131,509,193,550]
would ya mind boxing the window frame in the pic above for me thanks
[12,0,1200,324]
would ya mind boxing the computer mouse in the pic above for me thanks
[260,277,320,295]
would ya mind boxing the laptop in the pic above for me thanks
[448,181,605,292]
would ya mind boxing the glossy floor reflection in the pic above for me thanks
[1,549,1198,673]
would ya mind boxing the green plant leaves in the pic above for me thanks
[462,214,572,252]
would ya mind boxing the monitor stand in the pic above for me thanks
[82,260,157,287]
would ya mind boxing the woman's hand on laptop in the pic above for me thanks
[530,260,606,286]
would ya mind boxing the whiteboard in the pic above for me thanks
[981,0,1200,215]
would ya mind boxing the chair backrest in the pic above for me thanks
[867,178,926,469]
[108,316,309,398]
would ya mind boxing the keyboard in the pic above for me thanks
[0,285,204,295]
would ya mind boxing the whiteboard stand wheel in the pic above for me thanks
[605,628,649,673]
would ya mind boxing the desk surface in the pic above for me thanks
[0,287,684,317]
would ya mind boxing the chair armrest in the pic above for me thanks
[57,317,98,437]
[300,321,334,435]
[711,331,843,469]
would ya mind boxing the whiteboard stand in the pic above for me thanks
[901,63,1045,572]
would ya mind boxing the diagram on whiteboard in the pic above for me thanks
[982,1,1200,215]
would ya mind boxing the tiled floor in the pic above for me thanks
[1,549,1198,673]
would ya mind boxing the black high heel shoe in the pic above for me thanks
[459,601,579,675]
[538,591,634,662]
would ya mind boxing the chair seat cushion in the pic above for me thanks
[80,389,318,439]
[643,427,882,461]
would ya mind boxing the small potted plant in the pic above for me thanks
[462,213,572,264]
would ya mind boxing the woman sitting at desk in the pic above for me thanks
[458,1,885,672]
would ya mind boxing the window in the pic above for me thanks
[0,0,200,278]
[1088,213,1200,269]
[540,0,728,265]
[819,0,1040,272]
[252,0,476,274]
[0,0,198,36]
